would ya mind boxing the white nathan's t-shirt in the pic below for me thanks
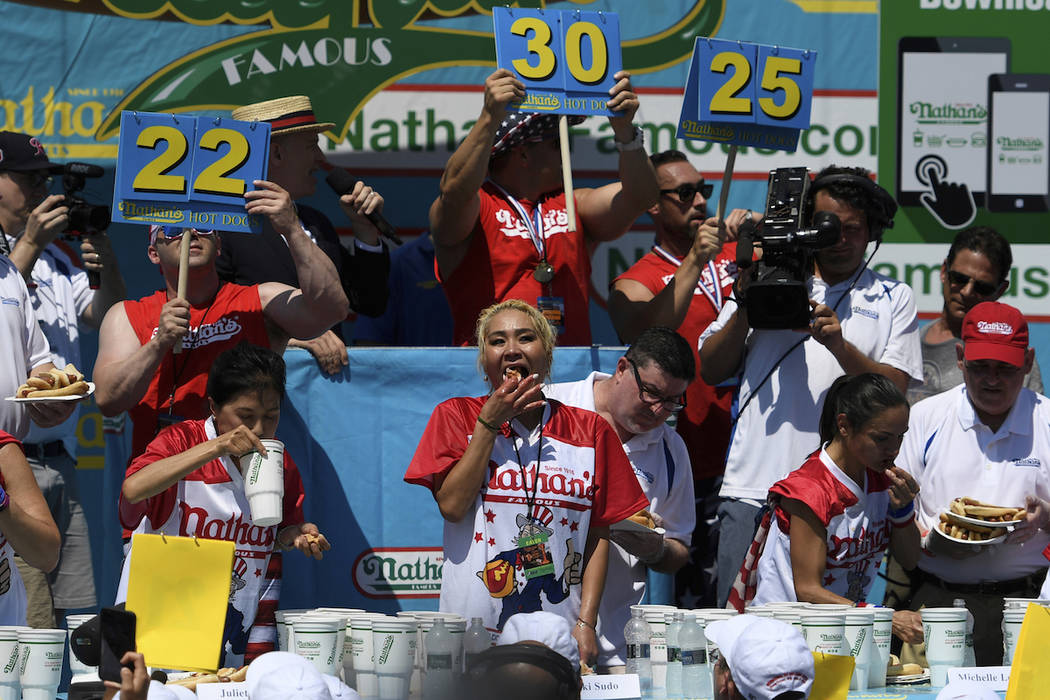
[116,418,305,667]
[546,372,695,666]
[753,448,896,605]
[0,258,51,440]
[699,268,922,501]
[405,397,647,637]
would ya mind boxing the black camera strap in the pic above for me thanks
[730,241,880,426]
[0,224,10,256]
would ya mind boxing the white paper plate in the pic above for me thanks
[933,521,1007,546]
[5,382,95,403]
[611,518,665,536]
[944,509,1023,528]
[887,668,931,685]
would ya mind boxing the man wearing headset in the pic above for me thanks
[699,165,923,608]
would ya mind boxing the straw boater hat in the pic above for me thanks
[231,95,335,136]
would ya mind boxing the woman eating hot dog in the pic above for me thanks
[404,300,647,668]
[116,343,329,666]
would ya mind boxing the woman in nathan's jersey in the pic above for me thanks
[405,299,646,669]
[748,372,923,643]
[117,342,328,666]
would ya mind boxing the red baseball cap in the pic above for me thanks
[962,301,1029,367]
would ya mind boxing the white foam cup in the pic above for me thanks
[921,608,967,687]
[844,610,874,691]
[350,615,392,698]
[316,609,364,681]
[770,610,802,631]
[17,628,65,700]
[239,438,285,526]
[1003,597,1050,610]
[799,612,846,655]
[868,608,894,688]
[373,618,418,700]
[306,612,350,666]
[0,626,22,700]
[643,609,671,691]
[292,616,341,676]
[65,614,97,680]
[1002,607,1028,665]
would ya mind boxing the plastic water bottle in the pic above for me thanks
[463,617,490,672]
[424,618,455,700]
[954,599,976,667]
[665,611,684,700]
[624,606,652,697]
[679,613,711,700]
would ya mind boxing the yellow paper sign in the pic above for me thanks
[125,533,234,672]
[1006,603,1050,700]
[808,652,854,700]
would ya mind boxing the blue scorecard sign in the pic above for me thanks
[112,111,271,233]
[677,38,817,152]
[493,7,622,117]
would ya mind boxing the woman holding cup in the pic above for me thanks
[749,374,923,643]
[405,300,647,669]
[118,343,329,666]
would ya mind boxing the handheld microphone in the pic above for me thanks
[324,169,403,246]
[64,162,106,178]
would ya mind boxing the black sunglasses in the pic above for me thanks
[627,358,687,413]
[660,180,713,204]
[947,269,1001,297]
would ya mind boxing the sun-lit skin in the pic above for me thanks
[267,131,325,201]
[812,190,870,286]
[958,348,1034,431]
[210,387,282,445]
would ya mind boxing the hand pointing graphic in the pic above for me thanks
[916,154,976,230]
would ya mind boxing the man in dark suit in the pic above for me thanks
[217,95,390,374]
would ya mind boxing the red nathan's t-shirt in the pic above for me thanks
[122,283,271,460]
[614,245,740,480]
[439,182,591,346]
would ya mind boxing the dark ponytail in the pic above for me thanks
[819,373,907,444]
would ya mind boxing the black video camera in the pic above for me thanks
[61,162,110,234]
[735,167,841,329]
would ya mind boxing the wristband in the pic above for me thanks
[614,126,645,152]
[889,501,915,525]
[476,416,502,433]
[576,618,595,631]
[0,484,9,513]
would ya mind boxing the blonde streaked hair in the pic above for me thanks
[475,299,556,385]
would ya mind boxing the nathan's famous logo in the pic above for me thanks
[909,101,988,125]
[998,136,1045,152]
[117,201,184,224]
[353,547,444,599]
[679,120,734,141]
[83,0,723,143]
[519,93,561,111]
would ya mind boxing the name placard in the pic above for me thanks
[581,673,641,699]
[947,666,1011,691]
[195,682,249,700]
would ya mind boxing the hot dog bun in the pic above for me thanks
[25,381,89,398]
[628,510,656,530]
[13,365,90,400]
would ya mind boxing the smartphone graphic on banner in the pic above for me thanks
[897,37,1010,207]
[987,73,1050,212]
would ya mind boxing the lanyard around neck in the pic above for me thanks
[653,245,723,311]
[489,180,547,260]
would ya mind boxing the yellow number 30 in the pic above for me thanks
[510,16,609,85]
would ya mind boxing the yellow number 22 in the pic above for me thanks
[132,125,188,194]
[193,128,250,197]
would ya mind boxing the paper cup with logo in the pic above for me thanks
[239,438,285,526]
[304,611,349,667]
[799,612,846,655]
[1002,607,1027,665]
[65,614,97,680]
[0,627,22,700]
[1003,597,1050,610]
[292,616,341,676]
[868,607,894,688]
[373,618,418,700]
[275,609,311,651]
[317,608,365,680]
[921,607,967,687]
[17,628,65,700]
[843,609,874,691]
[352,614,393,698]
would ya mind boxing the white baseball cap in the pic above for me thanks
[705,615,814,700]
[936,680,1001,700]
[498,611,580,669]
[246,651,332,700]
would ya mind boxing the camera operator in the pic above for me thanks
[0,131,126,626]
[698,164,922,608]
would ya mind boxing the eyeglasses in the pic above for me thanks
[947,269,1001,297]
[627,358,687,413]
[660,180,713,204]
[2,170,52,189]
[156,227,216,241]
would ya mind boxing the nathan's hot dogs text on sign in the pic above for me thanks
[15,364,90,399]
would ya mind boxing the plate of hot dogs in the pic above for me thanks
[944,497,1025,527]
[5,364,94,403]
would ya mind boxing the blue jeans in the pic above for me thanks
[715,498,761,608]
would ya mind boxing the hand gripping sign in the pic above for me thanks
[677,38,818,218]
[112,111,271,234]
[493,8,623,231]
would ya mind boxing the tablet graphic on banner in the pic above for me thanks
[352,548,443,600]
[111,111,271,233]
[676,37,817,152]
[493,7,622,117]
